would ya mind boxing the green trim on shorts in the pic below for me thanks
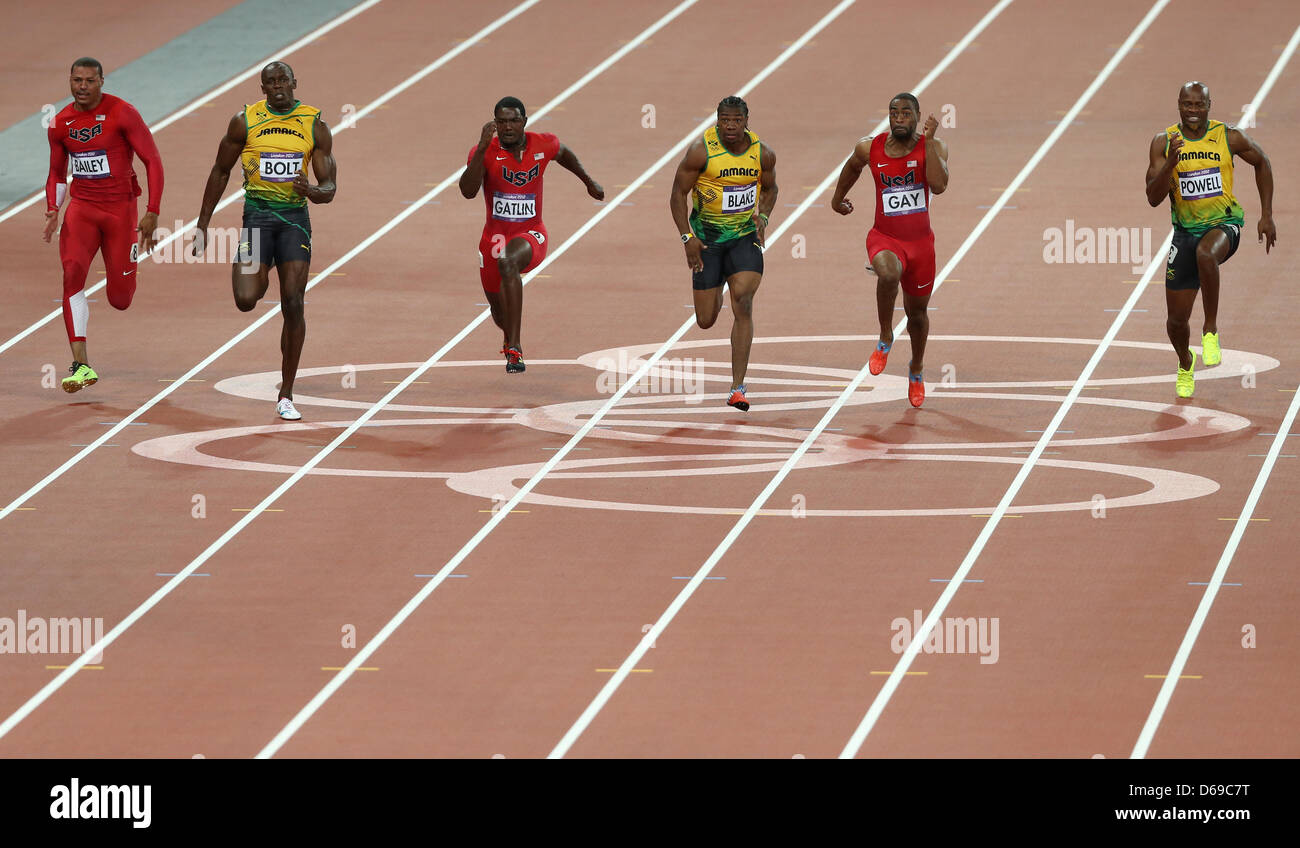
[1174,213,1245,237]
[246,192,308,211]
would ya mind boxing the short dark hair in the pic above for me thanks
[494,96,526,118]
[890,92,920,114]
[717,95,748,116]
[261,61,294,80]
[70,57,103,78]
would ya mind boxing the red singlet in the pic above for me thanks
[869,133,931,239]
[469,131,561,292]
[46,93,164,342]
[866,133,935,295]
[46,93,163,213]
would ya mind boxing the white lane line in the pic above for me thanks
[0,0,539,359]
[547,0,1016,760]
[839,0,1175,760]
[1131,385,1300,758]
[1240,24,1300,129]
[257,0,863,760]
[0,0,698,746]
[0,0,385,224]
[1130,23,1300,761]
[0,0,545,522]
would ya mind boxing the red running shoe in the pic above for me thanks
[503,345,525,373]
[908,372,925,408]
[868,339,892,376]
[726,386,749,411]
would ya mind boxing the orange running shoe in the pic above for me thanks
[726,385,749,411]
[868,338,892,376]
[908,372,925,408]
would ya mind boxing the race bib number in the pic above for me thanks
[722,184,757,214]
[259,152,303,183]
[1178,167,1223,200]
[492,192,536,222]
[883,185,927,216]
[70,150,110,180]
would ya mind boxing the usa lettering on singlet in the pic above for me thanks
[472,131,558,230]
[869,134,932,239]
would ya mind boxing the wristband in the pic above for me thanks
[758,212,769,224]
[681,233,695,244]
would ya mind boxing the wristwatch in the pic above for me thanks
[681,233,695,244]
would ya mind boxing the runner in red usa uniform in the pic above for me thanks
[832,92,948,408]
[459,96,603,373]
[43,57,164,393]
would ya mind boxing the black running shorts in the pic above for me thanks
[239,204,312,268]
[692,234,764,291]
[1166,223,1240,291]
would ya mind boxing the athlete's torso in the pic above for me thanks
[690,127,762,244]
[241,99,320,209]
[54,94,143,204]
[870,133,931,239]
[1165,119,1243,234]
[474,132,560,229]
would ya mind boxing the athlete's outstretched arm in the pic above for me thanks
[121,102,164,251]
[753,143,778,246]
[43,124,68,242]
[295,117,336,204]
[459,121,495,199]
[669,139,708,271]
[922,115,948,194]
[831,138,871,215]
[1228,127,1275,252]
[1145,131,1181,207]
[555,143,604,200]
[194,112,247,253]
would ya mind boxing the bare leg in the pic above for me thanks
[692,285,725,330]
[726,271,762,389]
[1166,287,1198,370]
[496,237,534,350]
[484,291,508,347]
[275,260,310,400]
[870,250,903,346]
[902,290,931,377]
[231,258,271,313]
[1195,229,1231,336]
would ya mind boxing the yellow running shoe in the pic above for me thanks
[1176,352,1196,398]
[1201,331,1221,366]
[61,362,98,394]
